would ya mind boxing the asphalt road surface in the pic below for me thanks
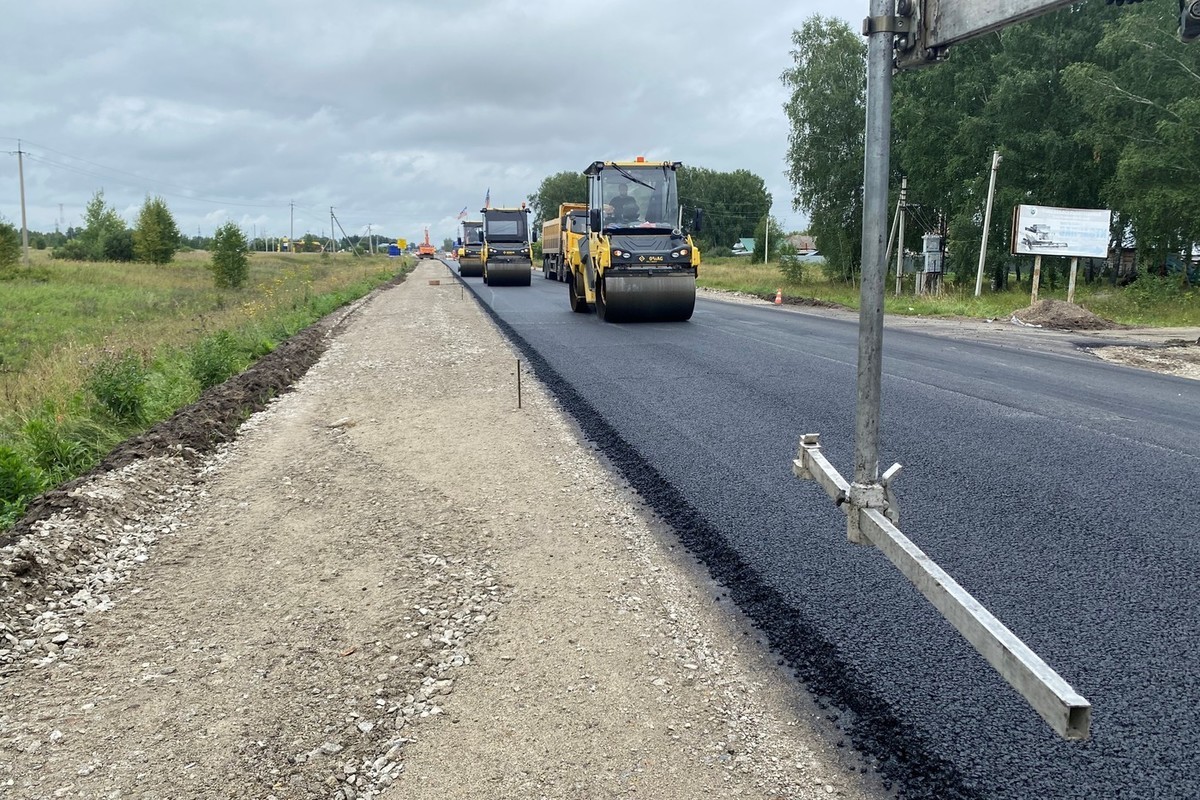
[453,261,1199,800]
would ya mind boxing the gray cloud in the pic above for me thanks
[2,1,858,245]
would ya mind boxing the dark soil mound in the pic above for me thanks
[752,290,846,310]
[1012,299,1125,331]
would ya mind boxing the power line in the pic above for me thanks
[22,153,283,209]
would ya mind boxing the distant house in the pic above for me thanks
[731,237,755,256]
[787,234,817,253]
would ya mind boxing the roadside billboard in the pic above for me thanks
[1011,204,1112,259]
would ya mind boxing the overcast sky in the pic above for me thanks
[2,1,859,247]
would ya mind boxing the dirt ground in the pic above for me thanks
[2,272,1193,800]
[1,264,887,800]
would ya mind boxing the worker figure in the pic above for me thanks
[607,182,639,223]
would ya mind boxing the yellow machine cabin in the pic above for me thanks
[567,158,701,322]
[540,202,587,283]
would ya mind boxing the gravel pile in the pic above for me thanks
[1011,298,1123,330]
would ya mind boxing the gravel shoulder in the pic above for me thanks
[1,263,886,800]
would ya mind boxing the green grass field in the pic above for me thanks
[698,257,1200,328]
[1,250,408,411]
[0,249,412,528]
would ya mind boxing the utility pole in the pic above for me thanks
[764,203,770,265]
[330,207,336,254]
[974,150,1002,296]
[290,201,295,253]
[894,177,907,297]
[16,140,30,266]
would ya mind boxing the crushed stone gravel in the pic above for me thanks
[1,262,887,800]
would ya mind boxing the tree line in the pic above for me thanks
[0,191,249,288]
[782,4,1199,288]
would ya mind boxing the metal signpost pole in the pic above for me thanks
[894,177,907,297]
[795,0,1115,740]
[849,0,894,543]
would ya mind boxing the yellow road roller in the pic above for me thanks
[457,220,484,277]
[481,206,534,287]
[569,158,701,322]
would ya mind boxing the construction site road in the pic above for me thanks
[462,263,1200,800]
[0,261,888,800]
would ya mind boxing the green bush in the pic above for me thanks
[88,349,149,423]
[1126,273,1182,307]
[778,243,804,283]
[189,331,246,390]
[142,355,201,422]
[0,219,20,270]
[22,415,90,480]
[19,410,118,484]
[0,444,44,505]
[103,228,135,262]
[52,238,93,261]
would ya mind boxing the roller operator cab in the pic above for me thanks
[570,159,700,322]
[480,206,534,287]
[457,220,484,277]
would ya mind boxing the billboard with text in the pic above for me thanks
[1011,205,1111,259]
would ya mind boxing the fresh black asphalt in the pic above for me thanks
[451,262,1200,800]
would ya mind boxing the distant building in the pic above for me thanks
[731,237,755,256]
[787,234,817,253]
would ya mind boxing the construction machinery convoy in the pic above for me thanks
[568,158,701,322]
[540,202,588,282]
[457,220,484,277]
[417,228,436,259]
[480,205,534,286]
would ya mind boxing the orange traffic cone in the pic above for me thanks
[774,288,783,305]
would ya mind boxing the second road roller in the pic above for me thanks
[568,158,701,322]
[481,205,535,286]
[457,220,484,277]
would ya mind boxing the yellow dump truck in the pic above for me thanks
[481,205,534,287]
[540,202,588,282]
[457,220,483,277]
[568,158,701,322]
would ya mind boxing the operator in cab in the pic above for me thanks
[607,182,639,224]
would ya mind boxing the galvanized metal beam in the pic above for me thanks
[793,435,1092,741]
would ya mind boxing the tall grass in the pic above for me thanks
[699,258,1200,327]
[0,250,412,529]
